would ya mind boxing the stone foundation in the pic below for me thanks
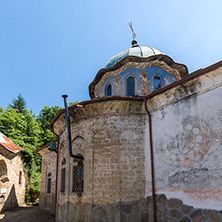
[56,194,222,222]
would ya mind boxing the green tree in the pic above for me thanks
[37,105,62,145]
[37,102,78,146]
[8,94,27,114]
[69,101,79,106]
[0,107,42,203]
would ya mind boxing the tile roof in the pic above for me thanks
[0,132,24,153]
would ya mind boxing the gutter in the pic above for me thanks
[144,98,157,222]
[54,138,59,222]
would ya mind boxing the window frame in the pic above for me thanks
[72,154,84,197]
[153,74,163,91]
[60,168,66,193]
[105,83,112,96]
[126,75,136,96]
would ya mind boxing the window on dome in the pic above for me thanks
[153,74,163,91]
[127,76,135,96]
[105,84,112,96]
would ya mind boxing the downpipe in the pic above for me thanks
[144,98,157,222]
[62,95,84,160]
[62,95,83,222]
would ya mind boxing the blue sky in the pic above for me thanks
[0,0,222,114]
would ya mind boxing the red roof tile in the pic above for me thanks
[0,132,24,153]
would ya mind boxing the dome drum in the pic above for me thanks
[89,53,188,99]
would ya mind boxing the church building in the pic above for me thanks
[39,38,222,222]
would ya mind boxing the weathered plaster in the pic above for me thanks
[145,66,222,210]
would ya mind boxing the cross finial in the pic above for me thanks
[129,21,136,40]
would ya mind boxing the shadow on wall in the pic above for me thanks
[1,185,18,213]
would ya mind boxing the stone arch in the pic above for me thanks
[119,129,137,144]
[72,136,85,155]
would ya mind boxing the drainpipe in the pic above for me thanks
[54,138,59,222]
[144,98,157,222]
[62,95,84,222]
[62,95,83,160]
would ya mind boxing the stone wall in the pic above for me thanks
[38,147,57,215]
[0,147,25,212]
[56,194,222,221]
[54,100,147,219]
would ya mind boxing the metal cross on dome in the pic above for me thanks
[129,21,136,40]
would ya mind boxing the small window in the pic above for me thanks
[47,178,51,194]
[19,171,22,185]
[72,155,84,197]
[47,172,51,193]
[62,158,66,165]
[105,84,112,96]
[60,168,66,193]
[127,76,135,96]
[153,74,162,91]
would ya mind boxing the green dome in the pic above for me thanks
[106,45,164,68]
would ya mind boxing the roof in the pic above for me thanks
[106,45,163,68]
[0,132,24,153]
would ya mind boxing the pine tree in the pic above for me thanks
[9,94,27,114]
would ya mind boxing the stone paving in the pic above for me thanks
[0,205,54,222]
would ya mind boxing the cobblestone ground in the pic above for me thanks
[0,205,54,222]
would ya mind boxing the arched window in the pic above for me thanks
[47,172,51,193]
[127,76,135,96]
[61,158,66,165]
[60,168,66,193]
[153,74,163,91]
[105,84,112,96]
[19,171,22,185]
[72,154,84,197]
[0,160,7,177]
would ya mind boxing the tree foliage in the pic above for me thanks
[37,105,62,145]
[8,93,27,114]
[69,101,79,106]
[0,95,78,204]
[0,106,42,203]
